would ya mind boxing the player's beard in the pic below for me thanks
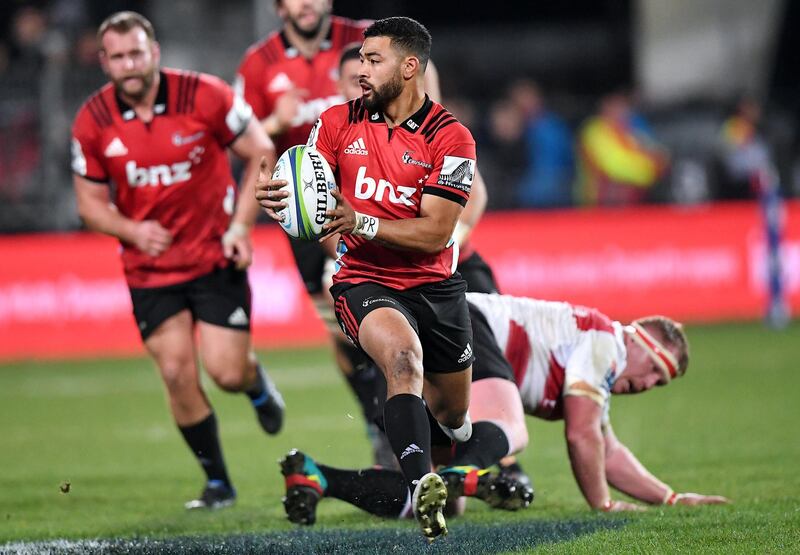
[362,71,404,113]
[113,68,156,102]
[288,11,328,40]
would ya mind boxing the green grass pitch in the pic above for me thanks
[1,321,799,553]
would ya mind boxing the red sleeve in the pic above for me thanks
[423,123,476,206]
[236,47,269,120]
[71,104,109,183]
[306,105,346,173]
[195,73,253,146]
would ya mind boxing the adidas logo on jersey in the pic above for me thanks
[344,137,368,156]
[400,443,423,460]
[228,307,249,326]
[458,342,473,364]
[104,137,128,157]
[268,72,293,93]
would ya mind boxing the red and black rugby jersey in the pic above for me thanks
[71,68,252,288]
[309,95,477,290]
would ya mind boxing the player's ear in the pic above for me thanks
[402,56,419,80]
[151,40,161,65]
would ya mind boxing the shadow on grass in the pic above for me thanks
[2,518,624,554]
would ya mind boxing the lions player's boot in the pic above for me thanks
[498,459,533,490]
[250,365,285,435]
[280,449,327,525]
[412,472,448,542]
[439,465,534,511]
[185,480,237,510]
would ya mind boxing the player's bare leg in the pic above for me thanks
[145,311,235,509]
[198,322,284,435]
[358,307,447,541]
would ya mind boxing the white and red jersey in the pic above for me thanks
[310,96,477,290]
[466,293,626,423]
[71,68,252,288]
[236,16,369,155]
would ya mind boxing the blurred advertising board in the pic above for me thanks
[0,200,798,360]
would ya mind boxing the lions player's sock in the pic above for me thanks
[384,393,432,493]
[318,464,409,518]
[449,421,510,469]
[178,412,231,487]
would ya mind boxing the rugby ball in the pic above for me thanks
[272,145,337,240]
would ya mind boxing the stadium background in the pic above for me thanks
[1,1,799,552]
[1,0,798,359]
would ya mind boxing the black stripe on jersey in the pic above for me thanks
[87,96,112,127]
[348,98,367,124]
[262,41,279,64]
[94,95,114,126]
[424,117,458,144]
[420,109,450,135]
[186,73,200,112]
[74,172,110,184]
[422,185,468,207]
[176,74,185,113]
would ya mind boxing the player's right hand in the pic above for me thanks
[133,220,172,257]
[271,89,308,133]
[254,156,288,221]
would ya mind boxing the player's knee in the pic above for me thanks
[384,348,423,389]
[159,360,197,396]
[433,404,469,430]
[210,368,249,392]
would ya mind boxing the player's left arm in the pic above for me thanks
[454,167,487,247]
[604,426,730,506]
[226,118,277,269]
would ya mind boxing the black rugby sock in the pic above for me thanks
[178,412,232,487]
[384,393,432,493]
[341,342,385,422]
[449,421,510,470]
[318,464,408,518]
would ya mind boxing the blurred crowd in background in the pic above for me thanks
[1,0,798,232]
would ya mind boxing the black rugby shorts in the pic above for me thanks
[129,264,252,340]
[468,301,516,383]
[458,251,500,294]
[330,275,475,373]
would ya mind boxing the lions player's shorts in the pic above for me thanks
[129,264,251,341]
[330,275,475,374]
[468,301,516,383]
[459,251,500,294]
[288,238,328,295]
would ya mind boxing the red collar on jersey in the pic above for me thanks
[367,94,433,133]
[627,323,679,381]
[115,70,169,121]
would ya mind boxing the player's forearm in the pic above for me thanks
[77,197,137,244]
[605,441,671,505]
[234,152,273,228]
[371,216,455,254]
[566,428,610,509]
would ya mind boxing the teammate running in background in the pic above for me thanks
[278,293,728,526]
[258,17,477,541]
[71,11,284,510]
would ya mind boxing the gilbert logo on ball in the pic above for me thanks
[273,145,337,240]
